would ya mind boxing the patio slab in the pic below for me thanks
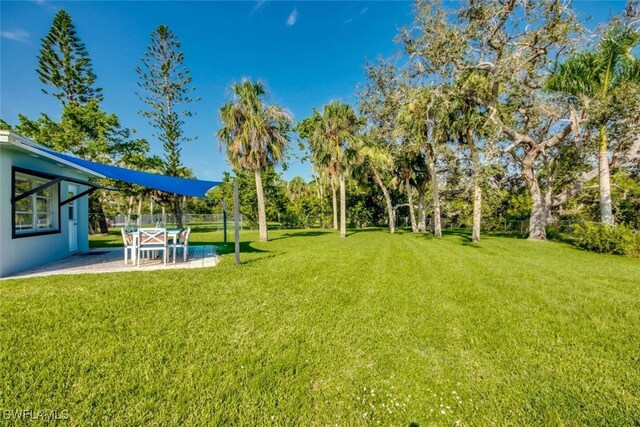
[3,246,219,279]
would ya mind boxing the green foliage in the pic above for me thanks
[283,180,328,229]
[218,80,291,173]
[0,119,12,130]
[614,169,640,228]
[297,101,363,177]
[12,100,148,165]
[572,222,640,256]
[137,25,198,177]
[347,178,388,227]
[37,9,101,104]
[210,169,289,227]
[546,23,640,121]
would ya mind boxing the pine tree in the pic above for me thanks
[136,25,198,227]
[37,10,101,104]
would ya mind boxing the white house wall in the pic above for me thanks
[0,146,91,277]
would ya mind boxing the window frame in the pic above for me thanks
[11,167,62,239]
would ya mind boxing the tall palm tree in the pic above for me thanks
[299,102,362,237]
[547,24,640,225]
[217,79,291,242]
[359,133,397,233]
[298,111,337,229]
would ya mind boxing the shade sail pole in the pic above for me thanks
[234,181,240,265]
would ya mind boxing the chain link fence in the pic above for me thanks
[96,213,245,229]
[395,216,580,237]
[100,212,611,237]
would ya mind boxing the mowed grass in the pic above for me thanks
[1,228,639,426]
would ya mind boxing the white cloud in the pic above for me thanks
[30,0,58,12]
[1,28,29,43]
[345,7,369,25]
[286,8,298,26]
[251,0,267,16]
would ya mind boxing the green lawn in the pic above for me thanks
[1,228,639,426]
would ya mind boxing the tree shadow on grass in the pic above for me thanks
[441,229,480,247]
[214,241,269,255]
[238,252,283,265]
[269,230,333,241]
[346,227,391,236]
[89,230,125,248]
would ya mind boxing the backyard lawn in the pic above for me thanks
[1,228,639,426]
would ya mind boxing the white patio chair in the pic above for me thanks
[121,227,136,265]
[170,227,191,263]
[137,228,168,266]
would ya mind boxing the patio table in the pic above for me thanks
[127,228,182,263]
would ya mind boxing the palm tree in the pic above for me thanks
[298,115,340,230]
[298,102,362,238]
[217,79,291,242]
[547,24,640,225]
[359,133,397,233]
[287,176,307,201]
[396,150,418,233]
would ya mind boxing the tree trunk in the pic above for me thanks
[417,190,426,233]
[427,149,441,238]
[472,183,482,242]
[254,169,269,242]
[331,180,338,230]
[467,128,482,242]
[173,195,184,229]
[149,196,155,221]
[406,178,418,233]
[89,192,109,234]
[126,195,134,227]
[522,151,547,240]
[598,124,614,225]
[372,169,395,234]
[137,196,143,227]
[339,171,347,238]
[182,195,187,228]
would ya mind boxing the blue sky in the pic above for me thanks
[0,1,629,182]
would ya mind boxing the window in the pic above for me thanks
[12,169,60,237]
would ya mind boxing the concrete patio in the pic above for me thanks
[3,245,219,279]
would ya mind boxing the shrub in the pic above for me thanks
[572,222,640,256]
[280,211,301,229]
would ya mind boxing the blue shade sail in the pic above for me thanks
[37,147,220,198]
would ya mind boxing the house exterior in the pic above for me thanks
[0,131,103,277]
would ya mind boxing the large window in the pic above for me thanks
[13,169,60,237]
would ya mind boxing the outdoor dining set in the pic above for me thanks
[120,225,191,266]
